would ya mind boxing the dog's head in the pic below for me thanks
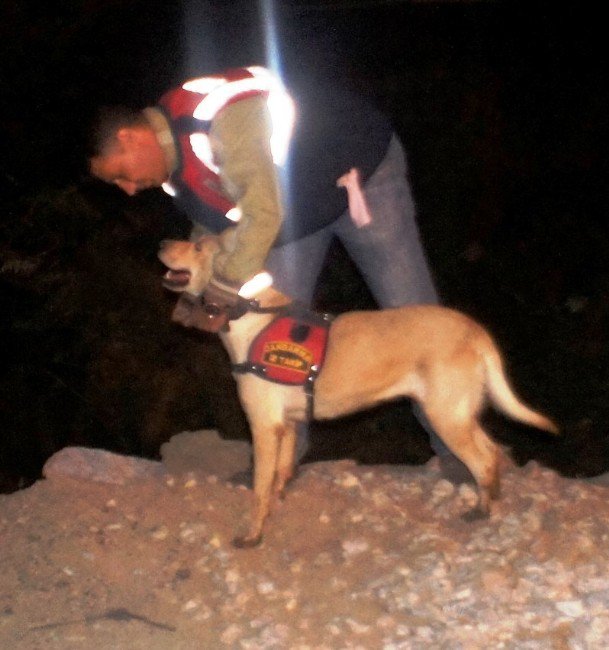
[158,235,220,296]
[159,230,243,331]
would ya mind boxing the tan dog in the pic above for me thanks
[159,232,559,547]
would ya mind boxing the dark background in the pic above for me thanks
[1,0,607,492]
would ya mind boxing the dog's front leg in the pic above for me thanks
[274,421,297,498]
[232,422,281,548]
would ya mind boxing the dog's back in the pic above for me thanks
[314,305,491,419]
[315,304,556,432]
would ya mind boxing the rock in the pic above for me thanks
[583,471,609,486]
[42,446,166,484]
[160,430,251,480]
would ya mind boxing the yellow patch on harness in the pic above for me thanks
[262,341,314,374]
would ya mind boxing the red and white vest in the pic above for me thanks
[158,66,294,229]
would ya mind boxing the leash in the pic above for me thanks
[201,296,296,325]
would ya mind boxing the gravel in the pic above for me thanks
[1,434,609,648]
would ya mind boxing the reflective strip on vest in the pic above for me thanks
[189,132,218,173]
[163,67,294,224]
[185,66,294,167]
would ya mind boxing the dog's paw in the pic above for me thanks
[232,533,263,549]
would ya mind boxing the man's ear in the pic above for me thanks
[219,226,238,253]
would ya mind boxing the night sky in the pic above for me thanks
[1,1,608,487]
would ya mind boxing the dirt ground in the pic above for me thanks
[2,430,609,649]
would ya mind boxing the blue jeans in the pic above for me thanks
[265,135,450,458]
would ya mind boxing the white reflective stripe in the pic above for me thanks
[162,182,177,197]
[183,77,227,95]
[181,69,294,224]
[238,271,273,298]
[189,70,294,167]
[189,133,219,173]
[226,207,242,222]
[192,77,273,121]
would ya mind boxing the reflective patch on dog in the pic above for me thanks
[248,316,328,385]
[262,340,313,374]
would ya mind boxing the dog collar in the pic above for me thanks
[200,294,282,331]
[199,272,275,331]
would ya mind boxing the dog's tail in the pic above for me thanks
[482,335,559,435]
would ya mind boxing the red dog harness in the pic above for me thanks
[231,304,333,419]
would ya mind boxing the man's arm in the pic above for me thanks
[210,95,283,285]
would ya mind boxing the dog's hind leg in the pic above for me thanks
[428,415,500,519]
[274,421,297,498]
[456,425,500,520]
[421,380,500,520]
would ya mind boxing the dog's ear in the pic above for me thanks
[193,235,220,254]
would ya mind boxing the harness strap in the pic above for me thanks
[303,364,321,421]
[231,361,267,378]
[209,297,333,324]
[200,297,282,329]
[231,361,322,421]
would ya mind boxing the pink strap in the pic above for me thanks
[336,168,372,228]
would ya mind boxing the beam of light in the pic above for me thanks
[257,0,297,247]
[182,0,218,77]
[258,0,283,82]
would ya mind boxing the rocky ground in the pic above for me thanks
[2,430,609,649]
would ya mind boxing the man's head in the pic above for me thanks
[88,106,169,195]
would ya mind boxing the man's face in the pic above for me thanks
[90,127,168,196]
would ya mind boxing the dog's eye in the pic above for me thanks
[194,240,203,252]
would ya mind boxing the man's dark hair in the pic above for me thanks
[86,105,147,158]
